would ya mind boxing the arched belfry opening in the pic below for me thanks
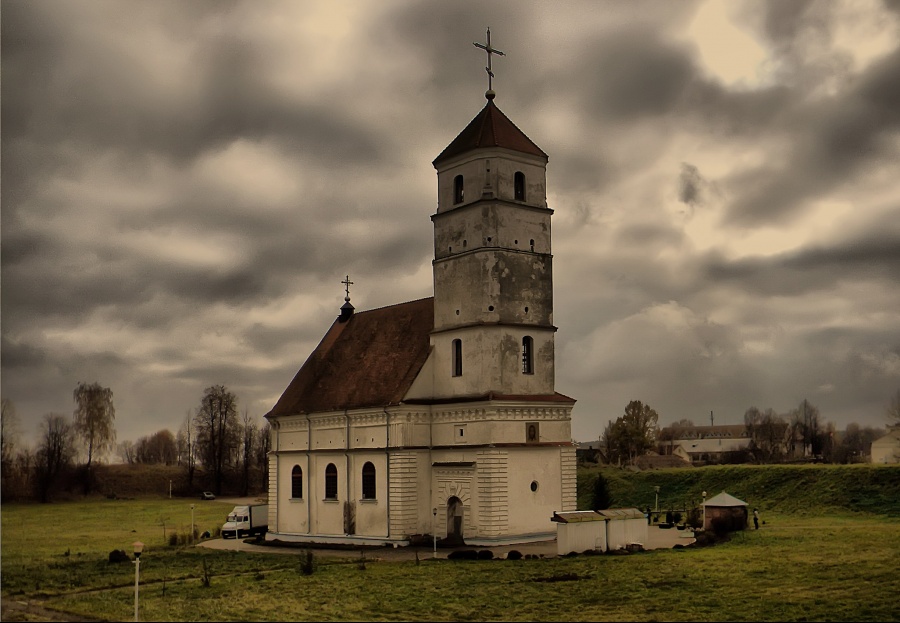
[514,171,525,201]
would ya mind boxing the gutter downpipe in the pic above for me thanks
[306,414,311,535]
[384,407,391,540]
[429,405,434,540]
[345,409,351,536]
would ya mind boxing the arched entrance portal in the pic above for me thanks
[446,496,464,544]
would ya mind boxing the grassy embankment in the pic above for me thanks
[1,464,899,621]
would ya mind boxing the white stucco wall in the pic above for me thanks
[435,149,547,215]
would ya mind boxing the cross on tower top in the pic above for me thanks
[473,27,505,98]
[341,275,354,302]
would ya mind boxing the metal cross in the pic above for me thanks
[473,27,505,92]
[341,275,354,301]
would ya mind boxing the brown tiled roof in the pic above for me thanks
[266,298,434,417]
[433,99,547,166]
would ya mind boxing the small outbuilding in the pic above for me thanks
[552,508,647,555]
[702,491,749,532]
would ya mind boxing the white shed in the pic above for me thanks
[552,508,648,555]
[599,508,647,550]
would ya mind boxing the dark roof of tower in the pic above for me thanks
[433,99,547,167]
[265,298,434,417]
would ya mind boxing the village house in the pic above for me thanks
[871,426,900,464]
[264,84,577,546]
[658,424,753,465]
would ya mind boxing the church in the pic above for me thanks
[264,60,577,546]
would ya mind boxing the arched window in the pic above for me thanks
[291,465,303,499]
[514,171,525,201]
[362,462,376,500]
[522,336,534,375]
[454,175,464,204]
[452,339,463,377]
[325,463,338,500]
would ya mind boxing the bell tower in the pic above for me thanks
[429,90,556,400]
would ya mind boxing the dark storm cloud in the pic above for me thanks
[723,20,900,226]
[703,224,900,295]
[616,223,685,247]
[761,0,816,44]
[577,27,696,121]
[1,1,384,204]
[678,163,704,207]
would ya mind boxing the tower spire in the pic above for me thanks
[473,27,505,100]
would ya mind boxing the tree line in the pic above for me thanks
[1,383,270,502]
[598,389,899,467]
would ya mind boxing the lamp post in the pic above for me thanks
[191,504,195,543]
[432,507,438,559]
[654,486,660,512]
[702,491,707,530]
[132,541,144,622]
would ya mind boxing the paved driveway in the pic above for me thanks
[196,525,695,561]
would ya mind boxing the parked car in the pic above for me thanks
[200,491,216,500]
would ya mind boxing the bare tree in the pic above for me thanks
[118,440,137,464]
[194,385,240,496]
[239,410,257,496]
[833,423,885,463]
[135,429,178,465]
[790,399,826,457]
[1,399,20,475]
[745,407,787,463]
[255,420,271,493]
[177,410,197,487]
[73,382,116,493]
[35,413,76,502]
[2,400,23,501]
[887,389,900,426]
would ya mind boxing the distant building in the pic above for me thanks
[871,426,900,464]
[659,424,752,465]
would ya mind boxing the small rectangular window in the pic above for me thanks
[452,339,463,377]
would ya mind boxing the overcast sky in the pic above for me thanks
[3,0,900,450]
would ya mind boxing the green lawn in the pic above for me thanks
[3,466,900,621]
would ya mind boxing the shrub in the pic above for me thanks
[477,549,493,560]
[591,474,612,510]
[447,550,478,560]
[506,550,522,560]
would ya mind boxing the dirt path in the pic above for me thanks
[1,598,101,622]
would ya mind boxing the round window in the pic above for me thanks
[530,481,539,492]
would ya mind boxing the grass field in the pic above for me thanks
[3,465,899,621]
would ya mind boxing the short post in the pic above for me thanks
[169,479,172,499]
[191,504,196,542]
[654,486,660,512]
[132,541,144,622]
[432,507,437,559]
